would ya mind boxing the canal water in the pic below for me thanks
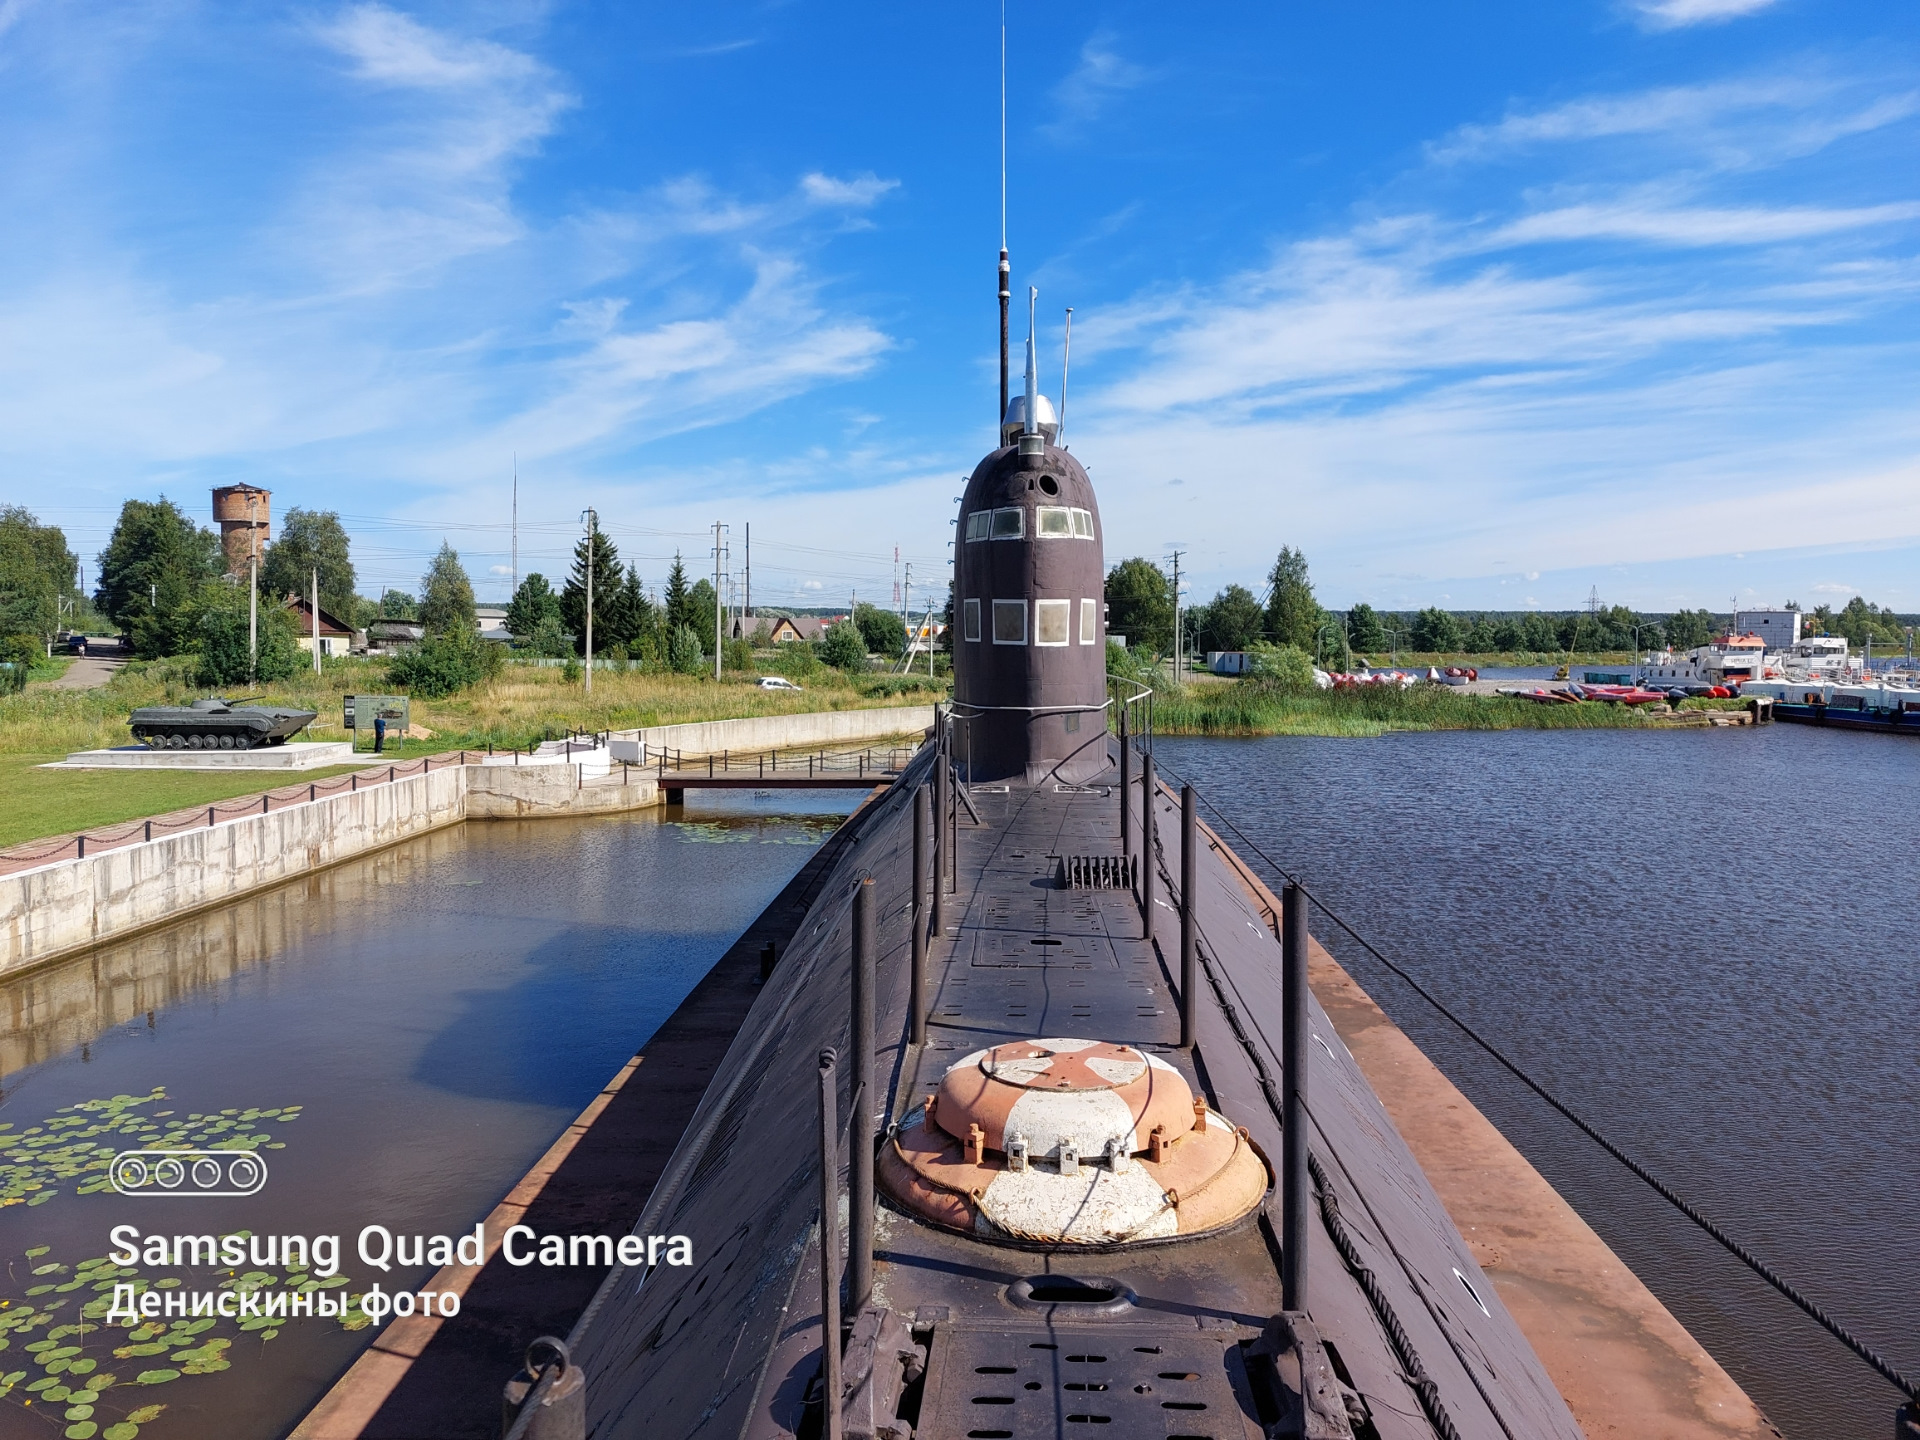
[1157,727,1917,1440]
[0,794,858,1440]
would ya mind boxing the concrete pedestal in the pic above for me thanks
[54,742,358,771]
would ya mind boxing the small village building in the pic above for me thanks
[475,606,513,644]
[285,597,356,659]
[366,619,425,654]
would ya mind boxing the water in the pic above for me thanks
[1157,727,1918,1440]
[0,793,857,1440]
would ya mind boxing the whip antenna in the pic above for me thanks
[997,1,1010,428]
[1059,307,1072,447]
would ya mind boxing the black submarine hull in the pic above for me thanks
[559,742,1584,1439]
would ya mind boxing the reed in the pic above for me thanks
[1149,682,1676,738]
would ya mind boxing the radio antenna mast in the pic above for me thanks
[998,1,1010,429]
[1059,307,1072,447]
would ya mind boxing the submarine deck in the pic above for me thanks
[567,746,1585,1440]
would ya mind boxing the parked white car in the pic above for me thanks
[757,676,803,691]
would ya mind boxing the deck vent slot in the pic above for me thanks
[1061,855,1138,890]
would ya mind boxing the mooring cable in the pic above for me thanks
[1146,750,1919,1404]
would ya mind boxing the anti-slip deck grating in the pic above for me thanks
[917,1324,1261,1440]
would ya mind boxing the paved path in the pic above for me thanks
[34,645,128,690]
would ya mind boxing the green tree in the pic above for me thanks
[505,573,561,639]
[667,623,705,674]
[664,553,695,634]
[194,583,301,685]
[260,509,356,619]
[1410,607,1462,653]
[608,564,653,652]
[417,543,476,639]
[527,612,570,658]
[559,527,624,656]
[95,497,221,658]
[1195,584,1264,654]
[854,602,908,659]
[1104,558,1174,654]
[687,579,718,655]
[1519,612,1559,651]
[1346,602,1386,653]
[818,620,869,672]
[387,630,502,698]
[379,589,418,619]
[1835,596,1907,648]
[1244,642,1318,692]
[0,507,79,650]
[1263,548,1319,650]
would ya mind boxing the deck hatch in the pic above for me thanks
[916,1324,1259,1440]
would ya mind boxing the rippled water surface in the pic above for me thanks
[0,794,857,1440]
[1158,726,1917,1440]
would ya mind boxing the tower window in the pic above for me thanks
[963,597,981,642]
[1035,599,1071,646]
[964,511,990,542]
[989,508,1025,540]
[992,600,1027,644]
[1079,598,1097,645]
[1036,506,1073,538]
[1071,508,1095,538]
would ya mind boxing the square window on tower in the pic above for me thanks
[1079,598,1097,644]
[990,508,1025,540]
[992,599,1027,645]
[963,597,981,642]
[1035,506,1073,538]
[1071,509,1095,538]
[965,512,990,542]
[1035,599,1071,646]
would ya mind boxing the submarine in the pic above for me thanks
[532,270,1589,1440]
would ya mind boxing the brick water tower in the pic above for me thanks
[212,484,271,578]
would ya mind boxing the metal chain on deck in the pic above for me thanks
[1151,754,1920,1404]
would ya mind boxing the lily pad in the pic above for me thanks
[133,1369,179,1385]
[126,1405,166,1423]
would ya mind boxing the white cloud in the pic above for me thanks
[1430,78,1919,170]
[800,172,898,208]
[1042,30,1147,141]
[1633,0,1781,30]
[1492,199,1920,248]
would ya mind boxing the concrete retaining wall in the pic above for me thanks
[2,705,930,978]
[0,767,468,980]
[614,705,933,760]
[466,765,659,819]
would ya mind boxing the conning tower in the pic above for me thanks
[953,290,1108,783]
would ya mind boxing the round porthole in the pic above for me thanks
[1037,475,1060,495]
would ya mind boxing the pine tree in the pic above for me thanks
[559,527,623,657]
[1263,548,1319,650]
[664,553,694,634]
[506,573,561,639]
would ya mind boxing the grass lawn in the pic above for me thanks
[0,754,368,851]
[0,653,948,849]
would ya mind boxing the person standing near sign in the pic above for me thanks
[374,711,386,753]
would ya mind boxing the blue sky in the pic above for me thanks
[2,0,1915,616]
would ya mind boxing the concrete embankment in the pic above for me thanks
[0,705,931,978]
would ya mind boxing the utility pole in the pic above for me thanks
[310,566,320,675]
[582,508,597,694]
[712,521,728,680]
[511,455,518,597]
[248,557,258,683]
[1167,550,1185,682]
[744,522,751,626]
[901,564,914,670]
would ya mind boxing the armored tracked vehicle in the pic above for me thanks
[128,697,318,751]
